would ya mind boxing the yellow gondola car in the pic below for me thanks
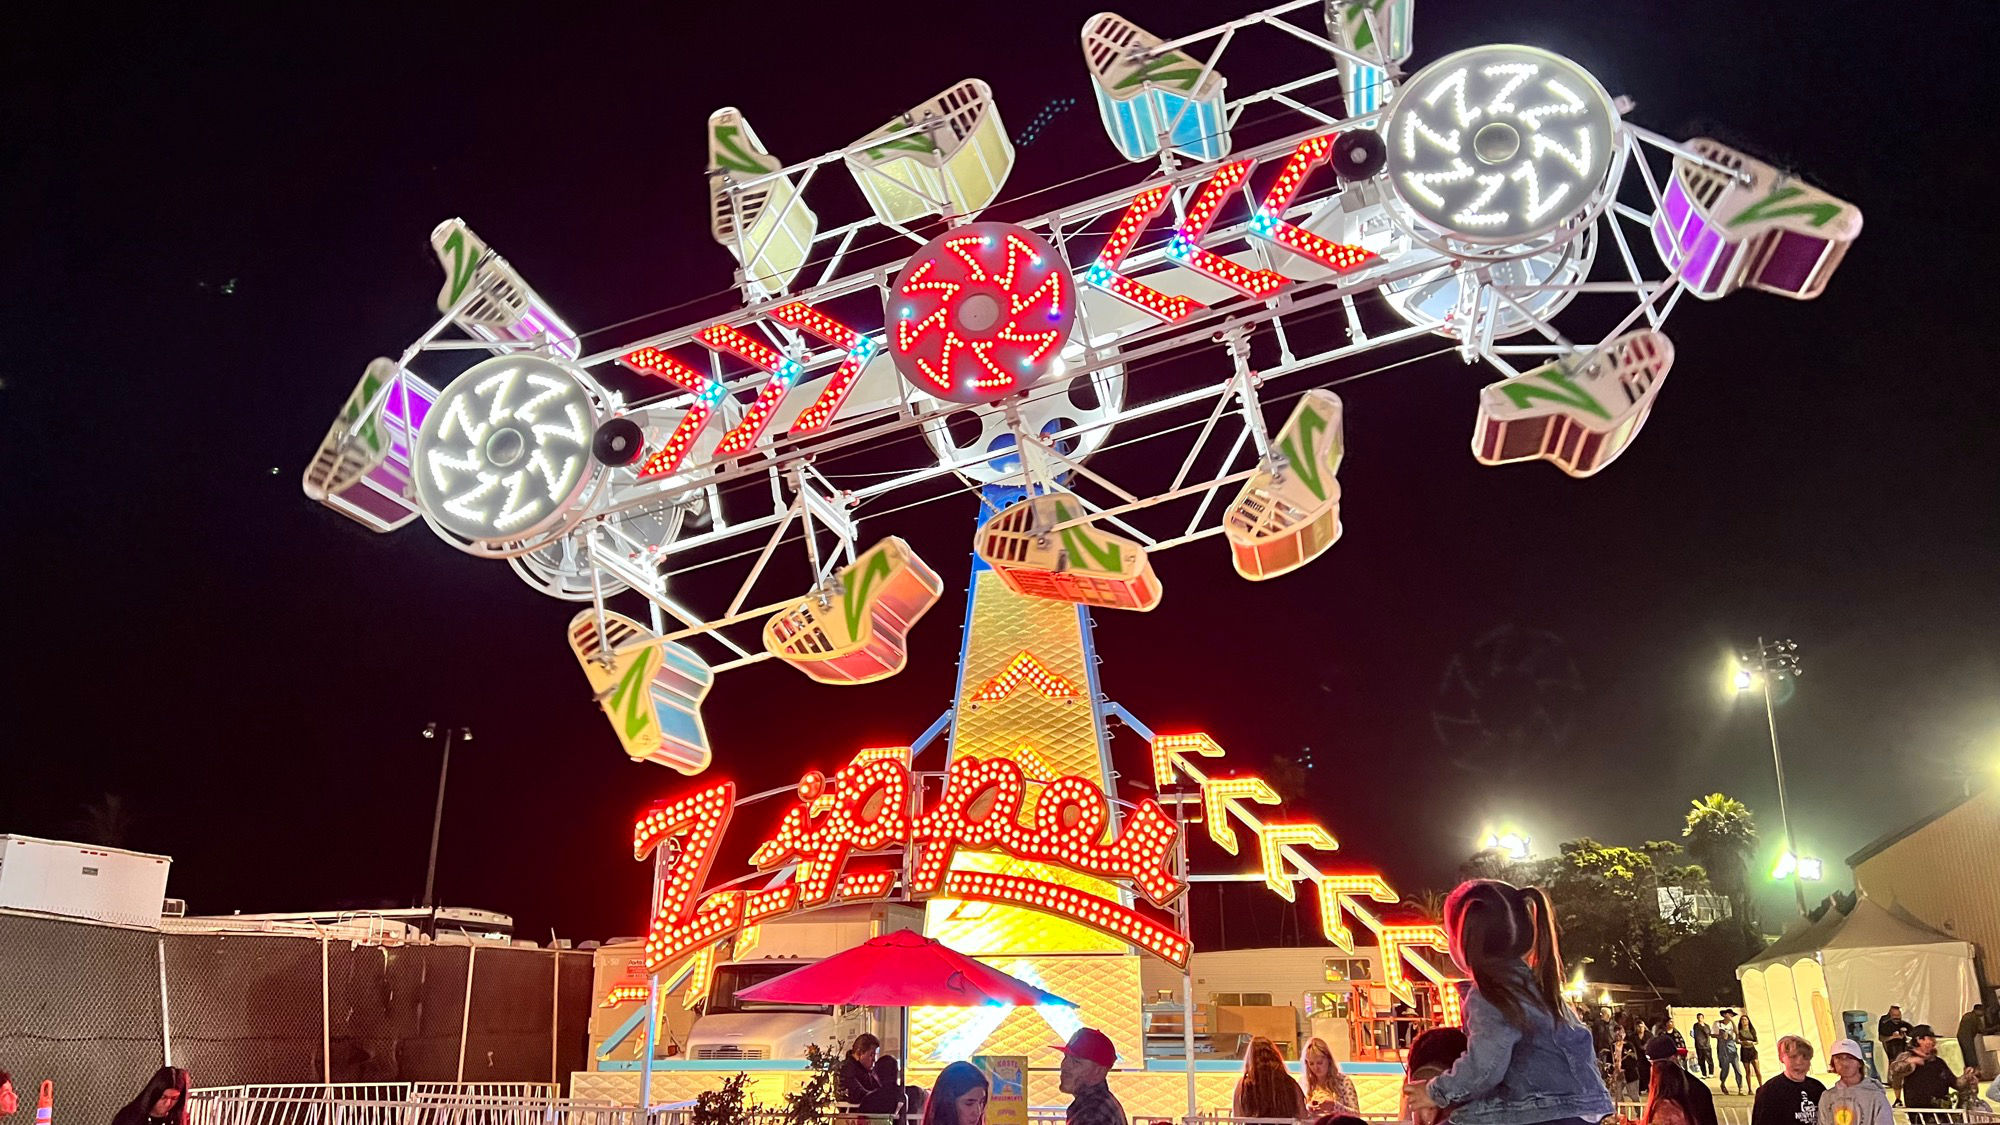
[762,537,945,685]
[848,79,1014,225]
[707,107,819,298]
[977,492,1163,611]
[1224,390,1346,581]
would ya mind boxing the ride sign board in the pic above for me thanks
[634,752,1191,973]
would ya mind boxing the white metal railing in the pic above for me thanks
[1179,1117,1397,1125]
[189,1087,412,1125]
[1613,1102,1995,1125]
[187,1090,628,1125]
[412,1087,561,1102]
[1614,1101,1746,1125]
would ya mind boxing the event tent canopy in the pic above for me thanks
[1737,894,1978,1068]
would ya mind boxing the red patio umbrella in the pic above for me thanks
[736,929,1073,1111]
[736,928,1075,1008]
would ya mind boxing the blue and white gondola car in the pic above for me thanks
[1082,13,1231,163]
[1652,138,1862,301]
[568,610,715,776]
[1325,0,1413,118]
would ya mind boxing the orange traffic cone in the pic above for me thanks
[33,1081,50,1125]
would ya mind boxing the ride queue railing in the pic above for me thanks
[185,1085,637,1125]
[190,1093,1997,1125]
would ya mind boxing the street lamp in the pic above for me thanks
[421,723,473,927]
[1730,638,1808,917]
[1480,830,1532,861]
[1771,851,1823,882]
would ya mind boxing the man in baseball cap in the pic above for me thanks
[1890,1025,1976,1109]
[1055,1029,1125,1125]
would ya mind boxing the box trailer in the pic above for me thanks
[0,835,172,928]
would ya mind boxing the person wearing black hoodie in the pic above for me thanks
[111,1068,190,1125]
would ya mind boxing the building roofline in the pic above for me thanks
[1846,780,1994,868]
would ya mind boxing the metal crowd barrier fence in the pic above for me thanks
[194,1093,1998,1125]
[187,1089,627,1125]
[1615,1101,1746,1125]
[1614,1103,1995,1125]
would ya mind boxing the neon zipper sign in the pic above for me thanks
[633,751,1191,972]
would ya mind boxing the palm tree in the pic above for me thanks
[1683,793,1758,928]
[1413,887,1450,921]
[72,793,138,848]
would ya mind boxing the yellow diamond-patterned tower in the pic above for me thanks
[917,497,1147,1070]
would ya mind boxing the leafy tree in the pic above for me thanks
[1541,838,1705,979]
[782,1043,841,1125]
[1682,793,1759,929]
[694,1072,754,1125]
[1454,838,1709,984]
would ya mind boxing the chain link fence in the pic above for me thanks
[0,913,165,1125]
[0,912,595,1122]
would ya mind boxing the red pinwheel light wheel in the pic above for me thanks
[888,221,1077,405]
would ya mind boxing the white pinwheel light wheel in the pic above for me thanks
[1384,44,1619,254]
[414,354,607,553]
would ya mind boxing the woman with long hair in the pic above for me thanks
[1403,881,1612,1125]
[921,1062,989,1125]
[1642,1041,1718,1125]
[1304,1037,1359,1116]
[112,1068,191,1125]
[1737,1014,1762,1089]
[1234,1036,1307,1121]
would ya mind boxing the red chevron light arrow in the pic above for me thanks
[1249,134,1378,273]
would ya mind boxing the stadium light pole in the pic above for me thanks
[421,723,473,929]
[1731,639,1808,917]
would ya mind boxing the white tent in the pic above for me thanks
[1736,895,1979,1068]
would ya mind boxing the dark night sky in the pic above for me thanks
[5,1,1997,949]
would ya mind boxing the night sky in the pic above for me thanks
[6,0,1997,950]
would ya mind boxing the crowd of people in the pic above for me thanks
[1586,1000,1995,1116]
[835,1027,1135,1125]
[840,878,2000,1125]
[1589,1010,1765,1098]
[13,890,1994,1125]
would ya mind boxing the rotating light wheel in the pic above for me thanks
[510,498,697,601]
[512,532,606,600]
[1383,225,1598,340]
[413,354,609,556]
[887,221,1077,405]
[1384,44,1620,260]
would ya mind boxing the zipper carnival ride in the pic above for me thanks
[303,0,1860,1103]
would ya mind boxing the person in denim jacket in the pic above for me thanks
[1404,881,1614,1125]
